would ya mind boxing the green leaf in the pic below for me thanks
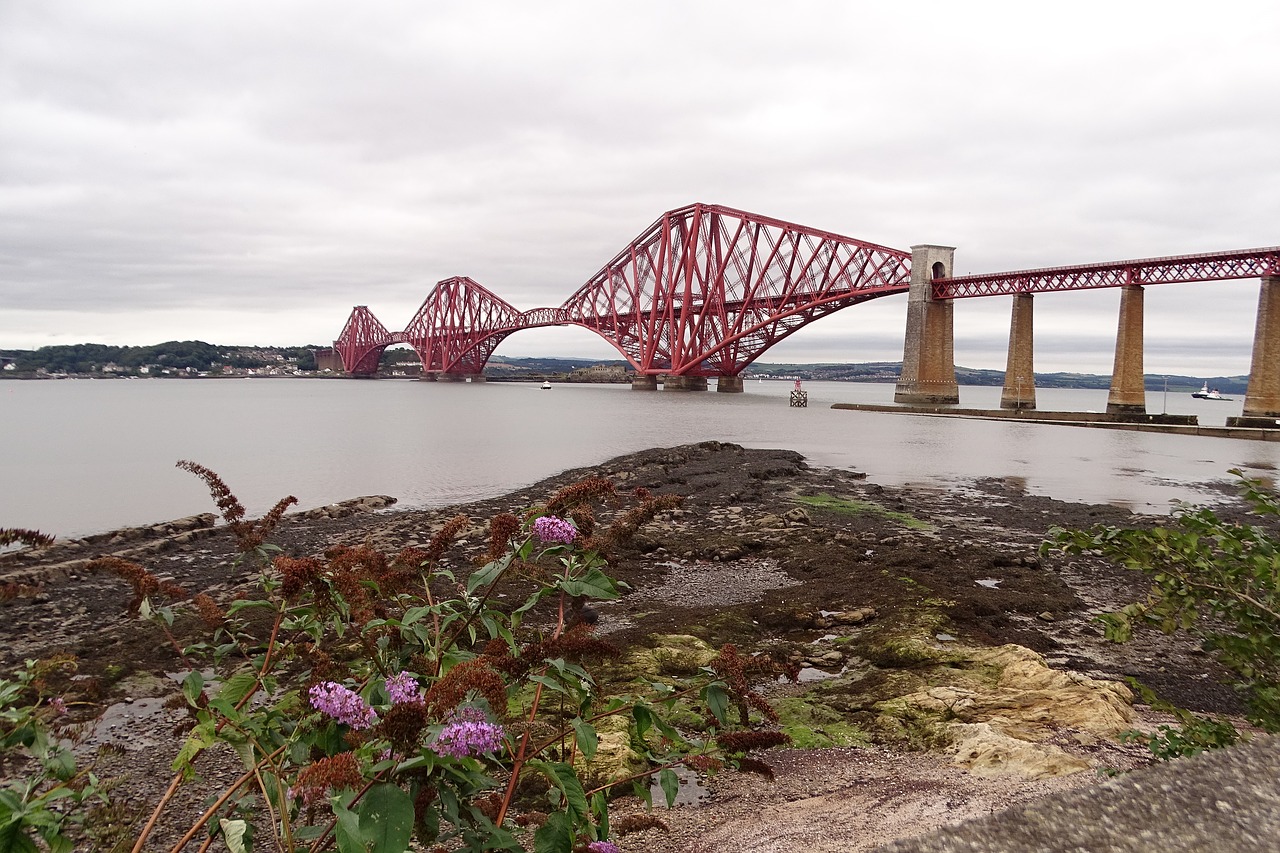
[533,810,573,853]
[658,767,680,808]
[702,683,730,726]
[217,669,260,707]
[467,555,510,594]
[181,671,205,708]
[332,795,365,853]
[357,784,414,853]
[571,718,598,761]
[219,818,249,853]
[558,566,620,600]
[528,760,588,823]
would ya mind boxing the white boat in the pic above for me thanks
[1192,382,1232,401]
[540,380,552,390]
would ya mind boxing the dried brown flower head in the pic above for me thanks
[291,752,362,807]
[192,593,225,630]
[175,460,297,553]
[424,514,470,564]
[545,476,617,515]
[424,659,507,722]
[715,730,791,754]
[0,528,56,549]
[709,644,793,726]
[86,556,187,615]
[483,513,520,562]
[378,700,432,753]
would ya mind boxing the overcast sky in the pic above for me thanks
[2,1,1277,374]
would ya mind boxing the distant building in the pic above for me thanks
[313,348,344,373]
[570,364,630,383]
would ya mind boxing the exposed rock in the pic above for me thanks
[947,722,1090,778]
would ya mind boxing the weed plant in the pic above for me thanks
[2,464,793,852]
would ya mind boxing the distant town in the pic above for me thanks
[0,340,1251,393]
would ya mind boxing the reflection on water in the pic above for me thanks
[3,379,1279,538]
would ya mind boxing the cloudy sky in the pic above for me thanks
[2,1,1277,374]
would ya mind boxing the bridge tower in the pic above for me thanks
[1242,274,1280,418]
[894,245,959,405]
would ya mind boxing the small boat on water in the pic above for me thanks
[540,380,552,390]
[1192,382,1233,401]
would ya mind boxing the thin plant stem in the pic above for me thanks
[163,746,287,853]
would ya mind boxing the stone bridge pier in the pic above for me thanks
[894,245,960,405]
[1241,276,1280,419]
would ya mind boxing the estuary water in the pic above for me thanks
[2,377,1277,539]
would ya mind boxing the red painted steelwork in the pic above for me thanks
[936,247,1280,300]
[334,306,397,375]
[560,203,912,376]
[334,203,913,377]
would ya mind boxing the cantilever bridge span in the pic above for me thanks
[335,203,915,389]
[333,202,1280,416]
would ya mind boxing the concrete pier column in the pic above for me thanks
[1106,284,1146,415]
[664,375,708,391]
[436,372,466,382]
[1000,293,1036,410]
[631,374,658,391]
[465,373,486,383]
[894,245,960,405]
[1242,277,1280,417]
[716,375,744,393]
[419,372,438,382]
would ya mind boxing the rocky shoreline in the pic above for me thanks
[0,442,1256,851]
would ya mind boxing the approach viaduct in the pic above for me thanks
[332,203,1280,419]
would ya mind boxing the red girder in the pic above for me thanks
[936,246,1280,299]
[559,203,912,375]
[333,306,394,375]
[335,203,1278,379]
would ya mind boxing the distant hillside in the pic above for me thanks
[744,361,1249,393]
[1,342,1249,393]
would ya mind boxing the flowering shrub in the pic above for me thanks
[533,515,578,546]
[77,466,792,853]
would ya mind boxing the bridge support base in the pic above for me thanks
[631,375,658,391]
[895,245,960,405]
[664,375,708,391]
[418,372,437,382]
[1106,284,1146,415]
[1243,277,1280,418]
[1000,293,1037,410]
[716,376,744,393]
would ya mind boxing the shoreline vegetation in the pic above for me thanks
[0,443,1270,850]
[0,340,1250,391]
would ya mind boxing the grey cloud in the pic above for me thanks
[2,1,1277,373]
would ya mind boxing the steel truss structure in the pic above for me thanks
[333,203,1280,378]
[936,247,1280,300]
[334,203,913,377]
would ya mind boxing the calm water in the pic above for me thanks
[2,377,1276,538]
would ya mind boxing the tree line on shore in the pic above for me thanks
[0,342,1249,392]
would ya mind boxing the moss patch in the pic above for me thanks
[793,494,934,532]
[774,696,872,749]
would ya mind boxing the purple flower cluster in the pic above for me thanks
[384,671,421,705]
[587,842,622,853]
[430,707,505,759]
[533,515,577,545]
[308,682,378,730]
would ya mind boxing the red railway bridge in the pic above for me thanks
[333,203,1280,418]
